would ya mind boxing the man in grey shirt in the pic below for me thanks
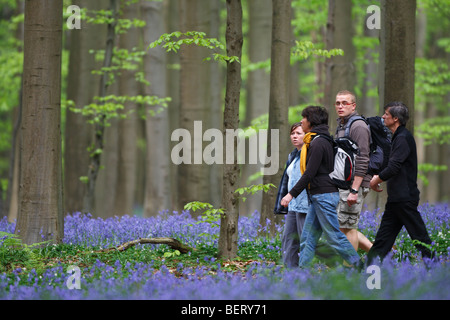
[334,90,373,252]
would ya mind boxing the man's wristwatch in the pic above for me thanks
[350,188,359,194]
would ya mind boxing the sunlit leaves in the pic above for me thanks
[149,31,240,64]
[70,94,172,127]
[416,117,450,146]
[291,40,344,60]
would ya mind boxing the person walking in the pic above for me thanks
[334,90,373,252]
[274,123,309,268]
[368,102,434,264]
[281,106,362,269]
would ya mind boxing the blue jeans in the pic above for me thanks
[298,192,361,268]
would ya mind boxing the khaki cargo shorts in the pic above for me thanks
[337,187,370,229]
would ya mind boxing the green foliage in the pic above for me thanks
[184,201,224,238]
[415,57,450,150]
[184,184,276,239]
[0,232,49,273]
[81,6,146,34]
[70,3,172,180]
[292,0,328,34]
[418,163,448,186]
[416,58,450,98]
[91,47,150,86]
[150,31,224,52]
[416,117,450,146]
[71,94,171,127]
[163,249,181,259]
[0,13,23,176]
[242,41,344,76]
[291,40,344,60]
[242,104,308,133]
[235,183,277,202]
[149,31,240,64]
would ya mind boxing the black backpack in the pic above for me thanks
[344,115,392,175]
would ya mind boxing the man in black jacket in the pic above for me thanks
[368,102,433,264]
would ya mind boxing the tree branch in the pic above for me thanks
[96,237,197,254]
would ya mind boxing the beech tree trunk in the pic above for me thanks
[83,0,117,214]
[260,0,291,235]
[240,0,272,216]
[218,0,243,260]
[177,0,212,211]
[6,0,24,222]
[324,0,355,134]
[141,0,170,216]
[166,0,181,210]
[114,0,140,216]
[16,0,64,245]
[65,0,107,215]
[381,0,416,133]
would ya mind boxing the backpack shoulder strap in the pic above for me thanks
[344,115,367,137]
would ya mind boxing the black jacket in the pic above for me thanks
[289,124,338,198]
[379,125,420,203]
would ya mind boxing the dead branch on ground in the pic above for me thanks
[96,237,197,254]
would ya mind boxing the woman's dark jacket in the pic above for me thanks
[289,124,338,198]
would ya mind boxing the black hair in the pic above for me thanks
[301,106,329,127]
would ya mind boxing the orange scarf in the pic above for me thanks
[300,132,317,174]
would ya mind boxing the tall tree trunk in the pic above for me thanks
[114,0,140,216]
[65,0,107,215]
[207,0,223,209]
[415,6,426,199]
[166,0,180,210]
[240,0,272,216]
[324,0,355,134]
[94,113,119,218]
[361,15,380,117]
[381,0,416,133]
[16,0,64,245]
[6,0,24,222]
[83,0,118,214]
[178,0,212,211]
[441,93,450,202]
[141,0,170,216]
[260,0,291,235]
[218,0,243,260]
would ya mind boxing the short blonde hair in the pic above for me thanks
[336,90,356,104]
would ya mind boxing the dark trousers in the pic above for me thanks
[367,200,433,265]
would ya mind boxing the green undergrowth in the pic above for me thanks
[0,236,288,276]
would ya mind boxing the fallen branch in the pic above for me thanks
[96,237,197,254]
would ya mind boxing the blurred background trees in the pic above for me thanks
[0,0,449,225]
